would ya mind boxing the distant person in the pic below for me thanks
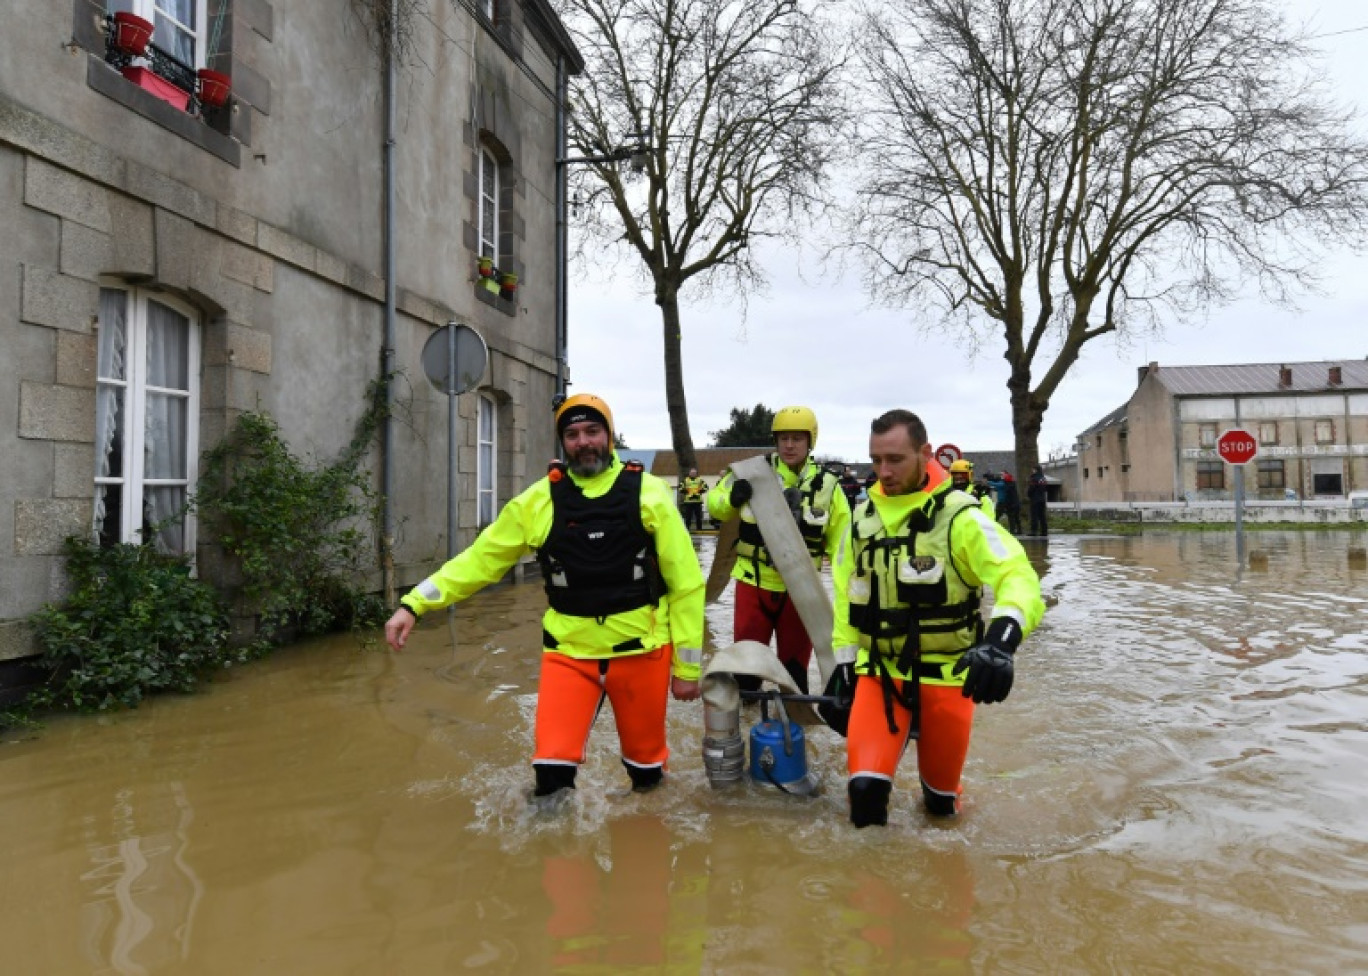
[1027,465,1050,537]
[839,467,862,508]
[678,467,708,531]
[707,405,851,693]
[384,393,703,800]
[948,459,995,520]
[831,409,1045,826]
[998,473,1022,535]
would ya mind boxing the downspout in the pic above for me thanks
[381,0,399,605]
[554,54,568,404]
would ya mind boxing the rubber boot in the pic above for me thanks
[624,761,664,792]
[782,657,810,694]
[533,763,577,797]
[848,776,892,827]
[921,779,961,816]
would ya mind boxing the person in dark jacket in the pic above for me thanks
[1027,465,1050,537]
[998,473,1022,535]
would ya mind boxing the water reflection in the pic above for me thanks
[2,530,1366,972]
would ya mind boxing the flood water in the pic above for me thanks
[3,530,1367,974]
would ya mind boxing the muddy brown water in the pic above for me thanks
[3,531,1366,974]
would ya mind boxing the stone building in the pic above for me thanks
[1075,360,1368,503]
[1,1,582,664]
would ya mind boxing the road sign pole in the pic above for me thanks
[1234,464,1246,567]
[448,324,460,561]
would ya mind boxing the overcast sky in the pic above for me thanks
[563,0,1368,465]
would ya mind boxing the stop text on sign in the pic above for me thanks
[1216,428,1257,465]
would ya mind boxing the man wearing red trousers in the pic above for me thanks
[707,406,851,693]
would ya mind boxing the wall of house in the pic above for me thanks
[1120,372,1178,501]
[0,1,567,661]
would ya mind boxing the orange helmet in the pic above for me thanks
[554,393,614,442]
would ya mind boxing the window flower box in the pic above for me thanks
[121,65,191,112]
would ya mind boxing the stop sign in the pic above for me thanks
[1217,428,1257,465]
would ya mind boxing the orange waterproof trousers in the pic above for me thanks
[846,674,976,812]
[533,645,673,773]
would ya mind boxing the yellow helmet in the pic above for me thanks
[555,393,615,442]
[772,405,818,449]
[949,459,973,474]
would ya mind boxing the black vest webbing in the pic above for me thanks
[535,463,666,618]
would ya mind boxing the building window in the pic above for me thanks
[1083,468,1089,479]
[1196,461,1225,490]
[1314,419,1335,444]
[478,146,500,261]
[110,0,210,69]
[479,0,496,20]
[1199,423,1217,448]
[1258,422,1278,446]
[477,394,497,526]
[94,286,201,555]
[1119,429,1130,465]
[1256,460,1285,491]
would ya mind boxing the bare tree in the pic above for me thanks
[853,0,1368,476]
[559,0,845,470]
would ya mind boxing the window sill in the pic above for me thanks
[87,56,240,167]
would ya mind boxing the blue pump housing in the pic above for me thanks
[749,719,808,787]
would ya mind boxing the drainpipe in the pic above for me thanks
[381,0,399,605]
[554,55,568,403]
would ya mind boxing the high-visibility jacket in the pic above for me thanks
[679,476,707,502]
[707,454,851,593]
[832,478,1043,684]
[399,456,705,681]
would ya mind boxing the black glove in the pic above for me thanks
[952,617,1022,704]
[729,478,753,507]
[817,662,857,737]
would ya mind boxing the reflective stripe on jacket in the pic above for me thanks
[707,454,851,593]
[400,455,705,680]
[832,480,1044,684]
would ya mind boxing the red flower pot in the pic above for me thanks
[112,12,154,56]
[197,68,231,108]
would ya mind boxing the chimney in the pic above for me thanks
[1278,365,1292,388]
[1138,361,1158,384]
[1329,365,1343,386]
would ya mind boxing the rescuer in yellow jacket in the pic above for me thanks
[830,409,1044,826]
[706,406,851,693]
[678,467,708,531]
[384,394,704,799]
[949,458,995,520]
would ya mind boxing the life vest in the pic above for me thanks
[845,484,984,684]
[735,456,838,568]
[535,461,666,618]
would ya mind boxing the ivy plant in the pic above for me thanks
[28,537,236,712]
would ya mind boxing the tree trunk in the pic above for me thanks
[1007,368,1043,480]
[659,291,697,472]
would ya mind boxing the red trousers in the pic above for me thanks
[533,646,673,772]
[733,580,813,677]
[847,675,976,811]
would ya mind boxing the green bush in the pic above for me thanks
[195,410,385,645]
[28,537,235,712]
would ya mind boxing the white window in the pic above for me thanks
[1198,423,1217,448]
[1258,422,1278,446]
[479,0,496,20]
[94,286,201,555]
[477,394,497,526]
[110,0,210,69]
[1314,419,1335,445]
[479,147,500,261]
